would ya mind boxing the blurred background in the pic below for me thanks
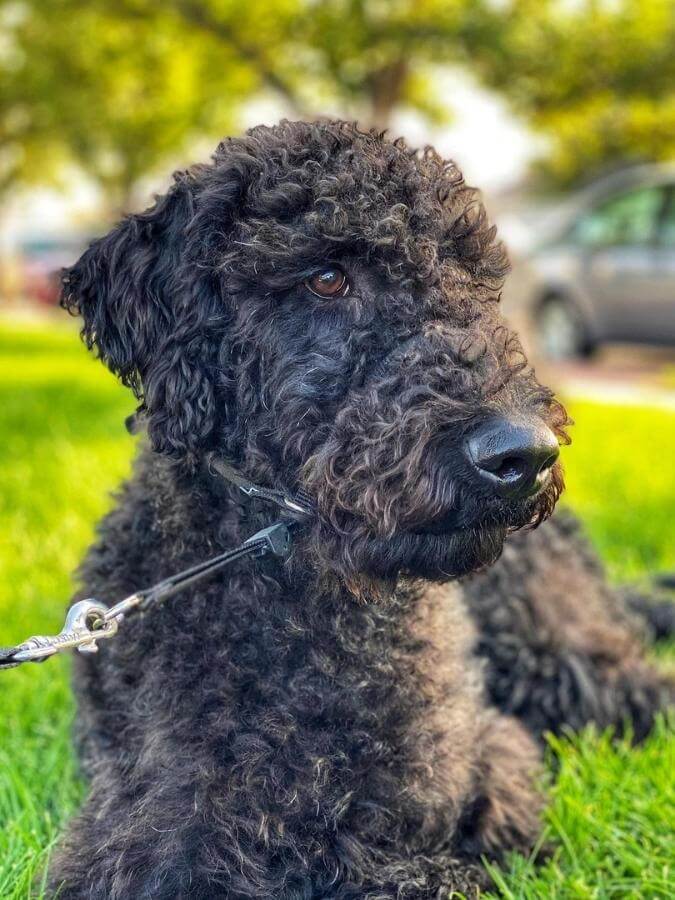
[1,4,674,896]
[1,0,675,398]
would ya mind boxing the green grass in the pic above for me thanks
[0,319,134,896]
[0,319,673,897]
[485,720,675,899]
[561,401,675,582]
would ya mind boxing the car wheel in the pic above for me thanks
[535,296,596,361]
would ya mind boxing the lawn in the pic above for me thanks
[0,318,673,898]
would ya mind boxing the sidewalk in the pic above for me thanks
[535,345,675,411]
[558,379,675,411]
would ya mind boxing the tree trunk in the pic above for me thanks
[367,59,409,130]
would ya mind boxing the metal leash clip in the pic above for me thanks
[2,516,298,669]
[11,599,119,663]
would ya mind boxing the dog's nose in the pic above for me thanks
[465,417,559,500]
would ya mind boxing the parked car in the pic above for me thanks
[17,235,88,305]
[519,164,675,359]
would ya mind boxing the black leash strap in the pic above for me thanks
[138,523,293,606]
[0,522,292,670]
[0,646,22,669]
[1,457,314,671]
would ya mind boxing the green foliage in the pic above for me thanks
[0,0,495,202]
[2,1,673,200]
[470,0,675,187]
[0,319,672,897]
[290,0,501,126]
[0,0,261,209]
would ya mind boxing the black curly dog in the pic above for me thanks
[49,121,673,898]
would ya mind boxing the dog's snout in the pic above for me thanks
[465,417,560,500]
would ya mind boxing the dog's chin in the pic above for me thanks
[311,479,562,584]
[352,524,509,581]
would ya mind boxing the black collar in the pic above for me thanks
[207,455,315,520]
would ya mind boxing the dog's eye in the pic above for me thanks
[305,267,349,298]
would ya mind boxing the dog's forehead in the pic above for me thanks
[207,121,501,290]
[220,120,457,201]
[267,129,454,230]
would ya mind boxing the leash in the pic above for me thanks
[0,460,314,671]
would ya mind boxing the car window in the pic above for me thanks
[571,186,664,248]
[658,189,675,246]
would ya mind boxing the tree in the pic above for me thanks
[2,0,673,207]
[148,0,507,128]
[0,0,261,212]
[1,0,505,208]
[278,0,503,128]
[83,0,675,189]
[467,0,675,187]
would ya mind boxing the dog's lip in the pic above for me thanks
[410,491,553,537]
[411,506,465,536]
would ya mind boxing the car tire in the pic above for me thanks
[534,295,597,361]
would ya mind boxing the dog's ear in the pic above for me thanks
[62,179,220,462]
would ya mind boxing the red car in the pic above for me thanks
[18,236,88,305]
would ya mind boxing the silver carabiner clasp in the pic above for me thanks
[11,599,119,663]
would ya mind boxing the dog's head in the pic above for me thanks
[63,120,569,582]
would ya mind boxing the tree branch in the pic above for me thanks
[170,1,306,115]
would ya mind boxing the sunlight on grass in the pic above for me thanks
[0,320,134,895]
[561,401,675,581]
[0,319,672,897]
[485,717,675,899]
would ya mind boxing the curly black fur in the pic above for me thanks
[48,121,672,898]
[622,588,675,642]
[463,509,674,743]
